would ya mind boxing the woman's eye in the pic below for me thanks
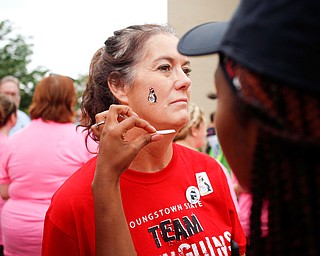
[183,68,192,77]
[158,65,171,72]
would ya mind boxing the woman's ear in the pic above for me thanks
[9,112,17,128]
[190,126,198,137]
[108,72,129,104]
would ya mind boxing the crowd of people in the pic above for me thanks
[0,75,97,255]
[0,0,318,255]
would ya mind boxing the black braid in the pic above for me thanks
[243,79,320,255]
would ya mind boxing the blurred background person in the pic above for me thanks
[0,95,17,141]
[174,102,207,151]
[206,111,221,158]
[174,102,239,214]
[205,93,221,159]
[0,76,31,135]
[0,95,17,256]
[0,75,96,256]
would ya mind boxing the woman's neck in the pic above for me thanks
[0,126,11,137]
[129,138,174,173]
[175,137,196,151]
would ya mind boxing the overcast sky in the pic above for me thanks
[1,0,168,78]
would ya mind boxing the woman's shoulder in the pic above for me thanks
[173,143,223,174]
[45,156,97,238]
[173,144,230,193]
[51,156,97,203]
[174,143,218,162]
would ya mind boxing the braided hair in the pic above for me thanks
[222,54,320,255]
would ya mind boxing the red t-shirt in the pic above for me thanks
[42,144,246,256]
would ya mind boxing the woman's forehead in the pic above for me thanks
[145,34,178,53]
[143,34,188,63]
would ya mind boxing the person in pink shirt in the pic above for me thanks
[0,94,17,256]
[0,75,96,256]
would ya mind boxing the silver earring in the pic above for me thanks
[148,87,157,103]
[233,76,242,90]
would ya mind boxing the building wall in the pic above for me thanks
[167,0,239,119]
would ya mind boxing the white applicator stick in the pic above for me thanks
[156,129,176,135]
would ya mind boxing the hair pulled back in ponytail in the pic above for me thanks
[80,24,177,143]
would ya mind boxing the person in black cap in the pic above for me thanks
[178,0,320,255]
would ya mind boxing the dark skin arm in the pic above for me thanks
[91,105,162,256]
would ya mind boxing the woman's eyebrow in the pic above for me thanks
[154,56,174,62]
[154,56,190,66]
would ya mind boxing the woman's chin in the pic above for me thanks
[172,116,189,129]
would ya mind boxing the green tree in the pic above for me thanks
[74,73,87,108]
[0,19,88,114]
[0,19,48,112]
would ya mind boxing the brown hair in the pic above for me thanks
[0,94,17,128]
[29,75,76,123]
[80,24,177,141]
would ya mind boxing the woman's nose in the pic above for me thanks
[174,71,191,90]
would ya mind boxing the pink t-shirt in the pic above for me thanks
[0,133,9,159]
[232,172,269,238]
[216,161,240,214]
[238,193,269,238]
[0,118,97,256]
[0,133,9,245]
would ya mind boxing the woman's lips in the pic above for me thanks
[170,98,188,104]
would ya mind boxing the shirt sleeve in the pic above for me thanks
[42,212,81,256]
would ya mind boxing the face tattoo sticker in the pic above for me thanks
[148,87,157,103]
[186,186,201,204]
[196,172,213,196]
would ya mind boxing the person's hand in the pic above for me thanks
[91,104,162,180]
[91,104,162,256]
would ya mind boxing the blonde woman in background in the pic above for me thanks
[174,102,207,151]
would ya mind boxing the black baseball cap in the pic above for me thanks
[178,0,320,93]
